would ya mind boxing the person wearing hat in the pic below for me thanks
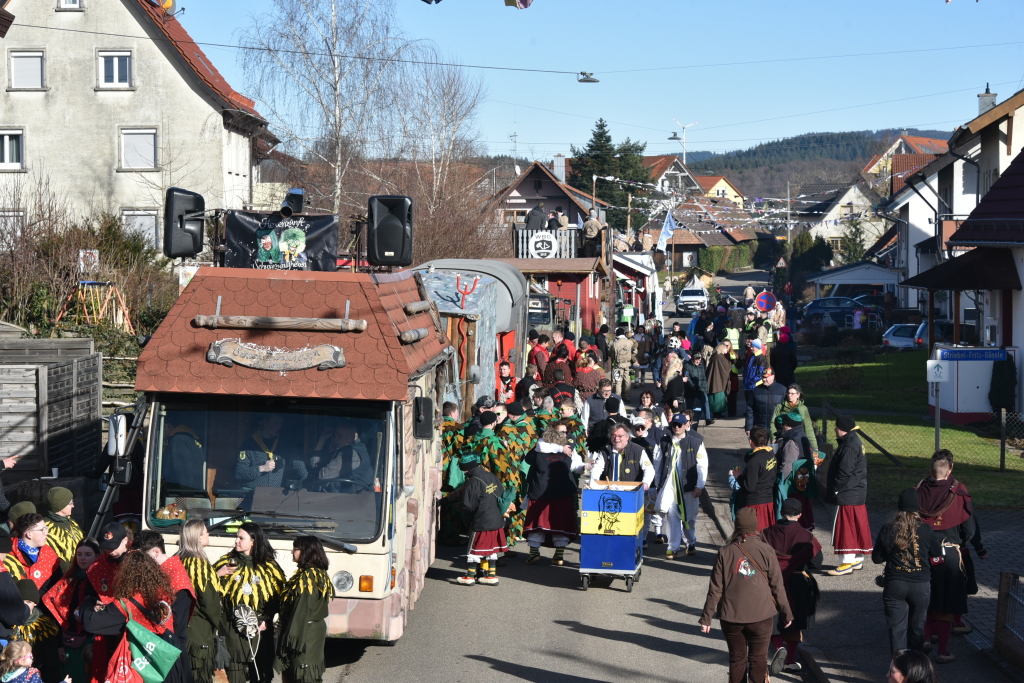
[10,578,58,646]
[89,522,129,599]
[42,536,100,683]
[451,448,512,585]
[700,507,793,683]
[0,528,32,645]
[745,367,787,438]
[824,414,872,575]
[872,488,943,655]
[586,396,630,453]
[5,502,35,531]
[653,412,708,558]
[769,327,798,387]
[776,412,813,486]
[465,412,520,552]
[44,487,83,573]
[761,498,823,674]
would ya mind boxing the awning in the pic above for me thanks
[900,247,1022,291]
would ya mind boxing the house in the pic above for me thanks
[642,196,758,272]
[862,133,950,180]
[791,181,886,253]
[488,258,606,334]
[642,155,702,195]
[694,175,745,209]
[489,161,609,258]
[0,0,276,244]
[612,253,662,323]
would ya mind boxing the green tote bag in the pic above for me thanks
[120,599,183,683]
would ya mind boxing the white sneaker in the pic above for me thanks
[783,662,803,673]
[477,576,499,586]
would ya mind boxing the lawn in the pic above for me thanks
[799,349,929,415]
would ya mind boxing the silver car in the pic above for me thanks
[676,287,709,315]
[881,324,918,350]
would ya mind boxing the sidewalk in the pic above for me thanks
[697,404,1018,682]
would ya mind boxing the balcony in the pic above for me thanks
[514,227,581,259]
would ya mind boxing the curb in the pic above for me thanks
[980,647,1024,683]
[798,645,831,683]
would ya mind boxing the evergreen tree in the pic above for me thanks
[838,218,868,264]
[568,119,653,232]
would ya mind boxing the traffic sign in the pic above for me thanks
[926,360,950,383]
[755,292,777,312]
[776,258,786,269]
[937,348,1007,362]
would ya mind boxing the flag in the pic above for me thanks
[655,211,677,252]
[577,212,585,230]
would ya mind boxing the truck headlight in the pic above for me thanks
[332,571,354,593]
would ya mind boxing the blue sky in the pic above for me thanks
[180,0,1024,160]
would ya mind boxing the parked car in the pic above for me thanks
[676,287,709,315]
[882,324,918,350]
[913,321,957,347]
[801,297,860,326]
[854,293,886,310]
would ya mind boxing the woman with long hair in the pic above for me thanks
[274,537,333,683]
[700,508,793,683]
[214,523,285,683]
[770,384,817,451]
[871,488,942,655]
[176,519,227,683]
[887,649,939,683]
[42,538,99,683]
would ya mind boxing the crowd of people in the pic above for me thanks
[0,489,334,683]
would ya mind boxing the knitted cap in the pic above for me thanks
[506,401,525,416]
[898,487,920,512]
[605,397,621,413]
[7,501,36,526]
[750,339,763,350]
[565,331,576,342]
[475,396,495,410]
[781,498,803,516]
[479,411,497,427]
[16,579,39,604]
[735,507,758,535]
[782,412,803,428]
[835,414,857,432]
[47,486,74,513]
[528,329,539,341]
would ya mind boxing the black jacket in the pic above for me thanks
[584,393,620,429]
[745,382,788,433]
[684,360,708,396]
[824,430,867,506]
[0,572,30,640]
[524,206,546,230]
[871,521,942,584]
[456,465,505,532]
[587,413,630,453]
[737,447,777,507]
[663,375,687,411]
[769,343,799,387]
[597,441,647,483]
[525,441,577,501]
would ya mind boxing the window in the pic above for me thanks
[0,210,25,238]
[828,237,843,253]
[0,131,23,170]
[120,129,156,170]
[9,52,44,90]
[122,210,158,245]
[57,0,82,8]
[99,52,132,88]
[503,209,527,225]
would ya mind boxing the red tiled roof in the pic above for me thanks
[693,176,724,191]
[488,258,604,274]
[890,154,941,195]
[135,268,450,400]
[901,135,948,155]
[642,155,679,181]
[132,0,263,120]
[949,147,1024,245]
[861,154,884,174]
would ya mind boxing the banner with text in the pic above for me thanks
[224,211,338,271]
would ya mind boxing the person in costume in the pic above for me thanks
[42,538,99,683]
[274,537,333,683]
[450,452,512,586]
[134,531,196,679]
[871,488,943,655]
[776,459,820,531]
[9,580,59,660]
[82,523,129,683]
[761,498,822,675]
[176,519,228,683]
[437,404,470,547]
[572,355,604,401]
[555,400,588,461]
[77,551,187,683]
[0,640,66,683]
[309,421,372,493]
[522,428,583,567]
[654,412,708,559]
[0,528,32,648]
[589,424,654,487]
[773,412,817,522]
[732,427,778,532]
[824,414,872,575]
[467,412,519,537]
[770,384,818,452]
[6,515,61,596]
[234,415,308,494]
[495,402,535,553]
[916,451,981,665]
[43,489,82,575]
[214,523,285,683]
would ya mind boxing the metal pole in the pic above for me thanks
[626,193,632,245]
[787,182,791,246]
[934,382,941,452]
[1001,407,1007,472]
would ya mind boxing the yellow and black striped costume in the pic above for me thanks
[181,556,228,683]
[214,552,286,683]
[213,553,284,610]
[11,611,60,645]
[275,567,333,683]
[279,566,333,609]
[44,513,84,565]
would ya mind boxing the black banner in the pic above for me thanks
[224,211,338,271]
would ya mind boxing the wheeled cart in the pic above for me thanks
[578,481,644,592]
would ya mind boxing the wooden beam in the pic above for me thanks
[193,315,367,332]
[1008,111,1015,156]
[953,290,961,345]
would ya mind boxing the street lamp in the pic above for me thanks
[577,72,599,83]
[668,132,681,141]
[670,119,698,165]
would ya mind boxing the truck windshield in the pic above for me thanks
[680,289,705,297]
[528,295,551,325]
[148,396,390,543]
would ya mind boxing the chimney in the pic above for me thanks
[552,153,566,183]
[979,83,997,115]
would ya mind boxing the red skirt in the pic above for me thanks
[469,528,508,557]
[744,502,775,532]
[832,504,873,554]
[523,497,579,539]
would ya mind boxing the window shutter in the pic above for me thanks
[123,131,156,169]
[11,53,43,89]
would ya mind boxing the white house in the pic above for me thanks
[793,182,886,252]
[0,0,275,244]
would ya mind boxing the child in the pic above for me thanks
[452,452,512,586]
[0,641,70,683]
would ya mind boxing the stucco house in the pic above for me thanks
[0,0,276,244]
[792,181,886,254]
[693,175,744,209]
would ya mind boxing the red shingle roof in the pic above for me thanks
[132,0,263,119]
[135,268,450,401]
[901,135,948,155]
[642,155,679,181]
[890,154,941,195]
[949,147,1024,245]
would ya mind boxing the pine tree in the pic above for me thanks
[839,218,868,264]
[568,119,653,232]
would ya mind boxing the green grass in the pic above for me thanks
[800,350,928,415]
[815,415,1024,509]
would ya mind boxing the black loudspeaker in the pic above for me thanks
[164,187,205,258]
[413,397,434,439]
[367,195,413,266]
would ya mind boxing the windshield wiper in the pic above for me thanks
[193,509,357,554]
[258,523,357,554]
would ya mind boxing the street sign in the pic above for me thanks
[937,348,1007,362]
[755,291,777,312]
[926,360,950,383]
[527,231,558,259]
[776,258,786,269]
[79,249,99,273]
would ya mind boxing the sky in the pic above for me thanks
[177,0,1024,161]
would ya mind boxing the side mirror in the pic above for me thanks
[413,397,434,439]
[112,457,132,486]
[107,414,127,457]
[164,187,205,258]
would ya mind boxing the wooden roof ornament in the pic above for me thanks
[135,267,451,401]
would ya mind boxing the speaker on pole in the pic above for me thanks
[367,196,413,266]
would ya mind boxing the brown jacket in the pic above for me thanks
[700,536,794,626]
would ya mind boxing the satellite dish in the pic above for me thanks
[514,165,521,175]
[161,0,175,14]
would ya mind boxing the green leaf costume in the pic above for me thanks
[273,567,333,683]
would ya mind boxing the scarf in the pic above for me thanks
[1,669,27,682]
[17,540,39,563]
[251,432,278,458]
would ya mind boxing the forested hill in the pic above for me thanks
[689,128,950,174]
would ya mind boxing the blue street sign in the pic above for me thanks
[936,348,1008,361]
